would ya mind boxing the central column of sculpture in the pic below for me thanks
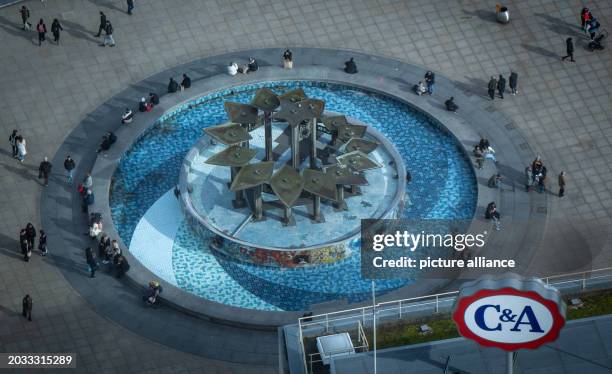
[203,87,383,228]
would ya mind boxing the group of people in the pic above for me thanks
[226,50,294,76]
[414,71,435,96]
[524,157,567,197]
[9,129,27,162]
[167,74,191,93]
[472,138,497,169]
[227,57,259,76]
[85,233,130,279]
[95,11,115,47]
[581,7,601,41]
[19,223,47,261]
[20,6,63,46]
[488,72,518,100]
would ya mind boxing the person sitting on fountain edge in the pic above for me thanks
[180,73,191,90]
[167,77,179,93]
[445,96,458,112]
[139,97,147,112]
[121,108,133,124]
[344,57,357,74]
[414,81,427,96]
[149,92,159,106]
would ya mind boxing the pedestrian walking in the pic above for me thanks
[64,155,75,183]
[36,19,47,46]
[84,172,93,190]
[38,230,48,256]
[581,8,592,32]
[82,189,95,213]
[95,11,107,37]
[19,6,31,30]
[20,231,32,262]
[9,130,18,158]
[38,157,52,186]
[85,247,99,278]
[100,20,115,47]
[22,295,32,321]
[561,37,575,62]
[497,74,506,99]
[487,76,497,100]
[51,19,63,44]
[16,136,26,162]
[424,71,435,95]
[558,171,566,197]
[25,223,36,249]
[509,71,518,95]
[127,0,134,15]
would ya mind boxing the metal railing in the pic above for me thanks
[297,266,612,373]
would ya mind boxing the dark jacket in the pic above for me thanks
[22,296,32,312]
[488,78,497,91]
[20,239,29,254]
[84,193,95,206]
[99,13,107,27]
[85,248,97,266]
[425,72,435,84]
[25,225,36,242]
[149,93,159,105]
[344,59,357,74]
[497,77,506,91]
[509,72,518,88]
[38,233,47,250]
[39,160,52,176]
[51,21,62,34]
[20,8,30,22]
[105,22,113,35]
[64,158,75,171]
[181,75,191,89]
[566,39,574,53]
[167,79,178,93]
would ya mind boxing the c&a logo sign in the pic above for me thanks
[452,274,566,351]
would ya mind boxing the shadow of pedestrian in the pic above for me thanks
[0,232,23,260]
[521,43,559,59]
[1,162,39,183]
[0,15,36,43]
[534,13,583,38]
[452,76,489,98]
[46,253,89,276]
[461,9,498,24]
[60,19,100,44]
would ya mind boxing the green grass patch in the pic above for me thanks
[566,289,612,320]
[362,289,612,349]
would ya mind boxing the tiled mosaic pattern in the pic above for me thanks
[111,81,477,311]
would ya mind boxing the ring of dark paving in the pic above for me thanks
[40,48,549,360]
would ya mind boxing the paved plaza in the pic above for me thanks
[0,0,611,373]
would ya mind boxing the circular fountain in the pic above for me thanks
[179,87,407,267]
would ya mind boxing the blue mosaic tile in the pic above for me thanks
[110,81,477,311]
